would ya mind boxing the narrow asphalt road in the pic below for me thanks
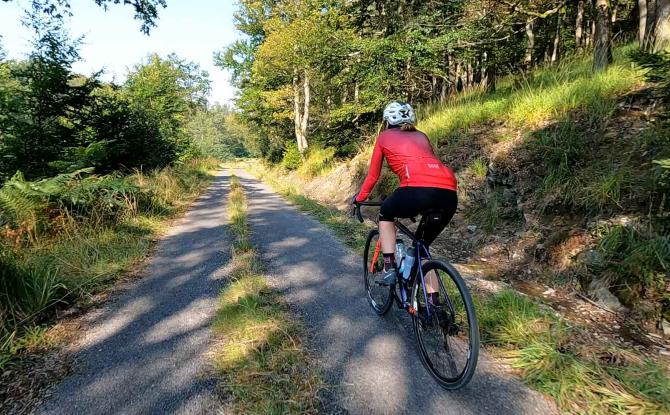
[235,170,558,415]
[37,172,231,415]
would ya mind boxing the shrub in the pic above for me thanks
[297,146,336,177]
[0,158,216,365]
[281,142,302,171]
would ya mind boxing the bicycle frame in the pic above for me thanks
[395,222,434,319]
[357,201,447,324]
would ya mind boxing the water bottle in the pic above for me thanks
[402,247,415,280]
[395,239,406,273]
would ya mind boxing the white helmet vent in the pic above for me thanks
[383,101,416,126]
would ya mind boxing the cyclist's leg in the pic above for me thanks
[379,188,417,282]
[378,192,400,279]
[418,189,458,296]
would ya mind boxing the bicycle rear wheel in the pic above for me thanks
[412,260,479,390]
[363,230,393,315]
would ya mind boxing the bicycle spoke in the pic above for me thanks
[412,260,479,390]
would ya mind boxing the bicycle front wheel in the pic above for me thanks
[411,260,479,390]
[363,229,393,315]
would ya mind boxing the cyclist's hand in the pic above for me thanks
[351,193,360,205]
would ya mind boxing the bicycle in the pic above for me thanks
[352,201,480,390]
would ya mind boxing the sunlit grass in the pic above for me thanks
[212,175,322,414]
[419,45,643,146]
[297,146,337,178]
[476,290,670,414]
[1,158,218,366]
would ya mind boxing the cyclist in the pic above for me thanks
[352,101,458,306]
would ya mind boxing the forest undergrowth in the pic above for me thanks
[0,158,220,368]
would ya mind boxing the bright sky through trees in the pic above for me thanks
[0,0,239,104]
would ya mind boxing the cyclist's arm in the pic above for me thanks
[355,139,383,202]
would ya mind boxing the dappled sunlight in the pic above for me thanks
[235,170,559,414]
[37,173,231,414]
[143,298,214,345]
[78,296,154,351]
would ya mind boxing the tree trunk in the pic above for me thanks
[551,10,562,64]
[300,70,310,153]
[524,17,535,67]
[448,54,457,94]
[644,0,657,49]
[484,66,496,92]
[440,77,448,103]
[293,71,304,153]
[652,0,670,52]
[292,70,309,154]
[455,61,463,92]
[467,62,474,87]
[593,0,613,72]
[611,0,618,23]
[576,1,585,53]
[639,0,648,46]
[590,16,597,46]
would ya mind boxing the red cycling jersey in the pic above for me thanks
[355,128,457,202]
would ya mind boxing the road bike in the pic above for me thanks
[353,201,479,390]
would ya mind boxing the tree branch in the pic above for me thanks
[497,0,569,19]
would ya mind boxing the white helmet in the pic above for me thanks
[383,101,416,126]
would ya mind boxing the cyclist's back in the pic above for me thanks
[356,127,457,202]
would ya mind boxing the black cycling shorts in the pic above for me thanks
[379,186,457,246]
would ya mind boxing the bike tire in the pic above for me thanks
[363,229,393,316]
[411,260,479,390]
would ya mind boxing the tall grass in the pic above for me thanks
[595,224,670,320]
[0,158,219,365]
[212,176,322,414]
[418,45,642,146]
[478,290,670,414]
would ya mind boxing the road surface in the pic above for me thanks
[236,170,557,415]
[37,170,557,415]
[37,172,230,415]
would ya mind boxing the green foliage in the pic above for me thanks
[420,47,641,147]
[596,224,670,320]
[124,53,211,155]
[297,146,335,178]
[185,105,252,160]
[218,1,643,162]
[0,10,204,182]
[281,142,302,171]
[0,158,217,365]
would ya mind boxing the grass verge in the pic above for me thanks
[242,163,670,415]
[212,174,322,414]
[0,158,220,368]
[235,161,369,252]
